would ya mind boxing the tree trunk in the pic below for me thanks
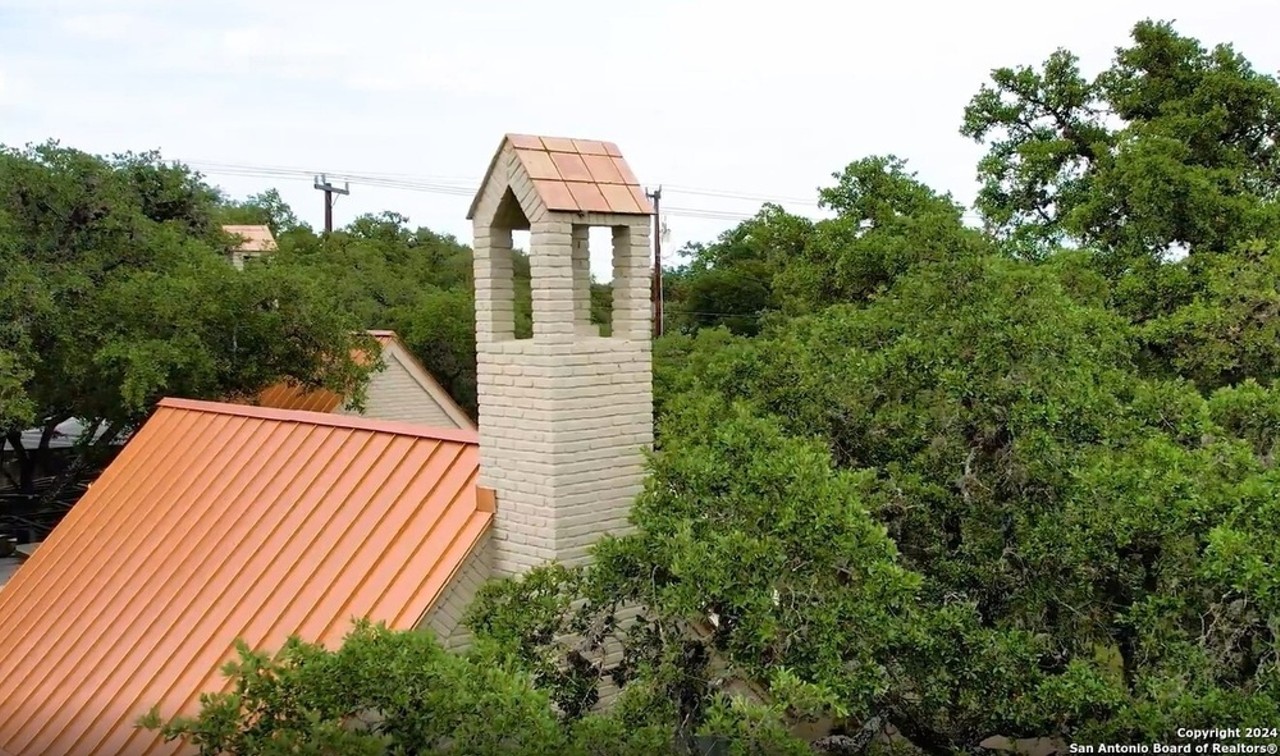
[889,710,958,756]
[3,431,37,495]
[34,420,122,510]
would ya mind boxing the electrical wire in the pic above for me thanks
[666,310,767,318]
[195,163,775,222]
[182,158,986,224]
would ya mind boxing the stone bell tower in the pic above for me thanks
[466,134,654,575]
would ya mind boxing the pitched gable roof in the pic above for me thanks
[254,330,474,430]
[368,331,476,430]
[220,224,277,252]
[0,398,489,756]
[466,133,654,220]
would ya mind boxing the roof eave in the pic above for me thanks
[465,136,513,221]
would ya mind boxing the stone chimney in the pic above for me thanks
[467,134,654,575]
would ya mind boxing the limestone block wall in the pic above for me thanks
[474,213,652,575]
[477,337,652,573]
[420,534,491,650]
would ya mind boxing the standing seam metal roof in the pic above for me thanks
[0,398,487,755]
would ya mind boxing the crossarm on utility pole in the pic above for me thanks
[313,174,351,234]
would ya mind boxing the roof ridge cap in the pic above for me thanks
[156,398,478,444]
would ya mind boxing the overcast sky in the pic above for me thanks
[2,0,1277,272]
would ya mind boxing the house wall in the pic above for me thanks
[419,536,491,650]
[338,349,463,429]
[228,251,268,270]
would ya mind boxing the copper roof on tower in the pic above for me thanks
[467,134,654,219]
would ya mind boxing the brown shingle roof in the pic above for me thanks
[467,134,654,219]
[0,398,489,755]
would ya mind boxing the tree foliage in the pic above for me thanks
[216,188,302,236]
[662,157,988,337]
[143,620,811,756]
[479,259,1280,752]
[0,143,371,508]
[962,20,1280,265]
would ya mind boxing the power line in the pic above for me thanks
[193,160,825,211]
[195,162,788,223]
[189,159,477,186]
[661,184,821,205]
[185,159,985,224]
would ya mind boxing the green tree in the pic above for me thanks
[468,400,918,750]
[271,212,472,325]
[774,156,989,312]
[217,188,303,236]
[665,204,810,335]
[1130,240,1280,391]
[665,157,986,334]
[963,20,1280,266]
[265,212,486,416]
[0,143,371,512]
[143,619,809,755]
[0,213,37,431]
[485,251,1280,751]
[397,288,479,418]
[964,19,1280,394]
[640,258,1142,748]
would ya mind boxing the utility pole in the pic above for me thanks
[646,186,663,338]
[313,174,350,234]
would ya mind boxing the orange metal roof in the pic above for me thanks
[254,381,345,413]
[220,224,277,252]
[0,398,488,756]
[467,134,654,219]
[252,330,397,413]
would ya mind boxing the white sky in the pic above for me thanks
[1,0,1277,276]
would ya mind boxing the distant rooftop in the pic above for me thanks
[221,224,277,252]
